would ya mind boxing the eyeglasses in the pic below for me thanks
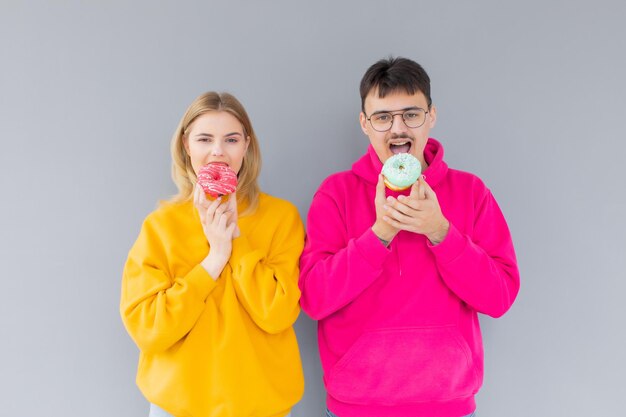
[366,108,429,132]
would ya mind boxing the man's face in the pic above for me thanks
[360,89,436,167]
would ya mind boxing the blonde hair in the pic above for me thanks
[169,92,261,216]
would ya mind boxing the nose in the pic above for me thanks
[211,142,224,156]
[389,113,408,134]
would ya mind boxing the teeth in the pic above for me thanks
[391,141,408,146]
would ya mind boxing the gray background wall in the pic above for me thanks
[1,1,625,416]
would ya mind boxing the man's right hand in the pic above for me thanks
[372,174,399,244]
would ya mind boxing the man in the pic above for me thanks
[299,57,520,417]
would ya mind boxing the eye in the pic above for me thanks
[373,113,391,122]
[197,137,212,143]
[226,137,239,143]
[404,111,421,120]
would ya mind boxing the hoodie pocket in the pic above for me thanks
[326,326,479,405]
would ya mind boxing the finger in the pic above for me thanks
[376,174,386,203]
[417,176,427,200]
[198,185,210,208]
[387,198,419,217]
[213,200,229,220]
[195,185,208,222]
[409,181,420,199]
[205,197,222,221]
[419,176,437,201]
[221,209,233,222]
[382,215,416,232]
[217,209,230,230]
[217,200,236,224]
[195,185,212,216]
[228,191,237,209]
[397,193,421,211]
[384,205,414,224]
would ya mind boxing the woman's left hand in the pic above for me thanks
[194,185,239,237]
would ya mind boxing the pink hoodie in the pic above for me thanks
[299,139,520,417]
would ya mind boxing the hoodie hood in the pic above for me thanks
[352,138,449,191]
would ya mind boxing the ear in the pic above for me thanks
[359,112,369,136]
[245,135,251,153]
[428,105,437,129]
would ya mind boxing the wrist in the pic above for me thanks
[427,219,450,245]
[372,222,396,243]
[201,252,228,280]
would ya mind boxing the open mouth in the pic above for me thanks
[389,141,411,154]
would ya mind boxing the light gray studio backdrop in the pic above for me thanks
[1,1,625,416]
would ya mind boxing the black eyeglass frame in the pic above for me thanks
[365,107,430,132]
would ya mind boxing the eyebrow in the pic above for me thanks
[370,106,422,116]
[194,132,243,138]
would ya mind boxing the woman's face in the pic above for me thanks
[184,111,250,176]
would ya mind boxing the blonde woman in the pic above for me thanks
[121,92,304,417]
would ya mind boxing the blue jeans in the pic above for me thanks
[325,409,475,417]
[150,404,292,417]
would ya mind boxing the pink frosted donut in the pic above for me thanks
[197,163,238,198]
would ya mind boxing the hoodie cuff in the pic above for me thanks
[184,263,218,301]
[427,222,467,264]
[356,228,393,269]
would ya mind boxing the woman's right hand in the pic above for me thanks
[194,184,237,279]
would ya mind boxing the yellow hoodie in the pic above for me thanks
[120,193,304,417]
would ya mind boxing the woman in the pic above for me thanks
[120,92,304,417]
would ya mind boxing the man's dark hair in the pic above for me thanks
[360,56,432,112]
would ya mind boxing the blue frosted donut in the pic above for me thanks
[382,153,422,191]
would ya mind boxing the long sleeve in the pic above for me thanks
[120,217,217,354]
[228,204,305,334]
[430,190,520,318]
[299,190,391,320]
